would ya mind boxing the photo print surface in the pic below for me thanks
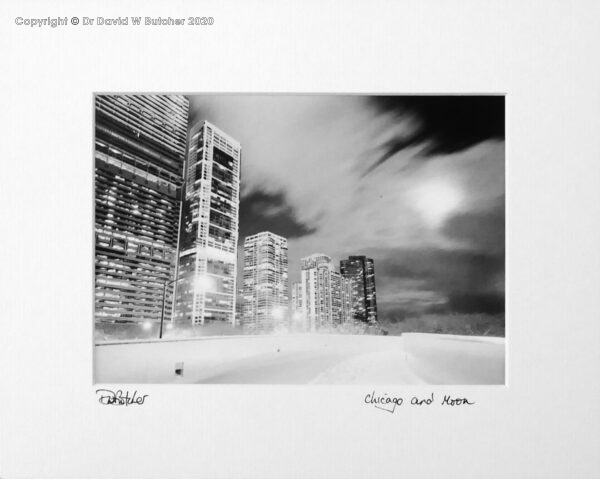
[94,94,505,384]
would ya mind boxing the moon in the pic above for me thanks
[411,180,463,227]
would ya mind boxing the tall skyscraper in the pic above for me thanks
[299,254,340,331]
[94,94,189,324]
[243,232,289,332]
[173,121,241,325]
[340,256,378,323]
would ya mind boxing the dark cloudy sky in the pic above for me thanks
[189,95,505,320]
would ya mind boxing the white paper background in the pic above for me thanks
[1,1,599,478]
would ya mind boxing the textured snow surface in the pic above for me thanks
[95,333,505,384]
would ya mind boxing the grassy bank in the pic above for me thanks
[380,313,505,337]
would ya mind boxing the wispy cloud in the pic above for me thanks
[189,95,505,317]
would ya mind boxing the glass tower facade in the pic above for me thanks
[173,121,241,325]
[299,254,339,331]
[242,231,289,332]
[340,256,378,323]
[94,95,189,325]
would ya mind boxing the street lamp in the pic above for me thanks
[159,277,177,339]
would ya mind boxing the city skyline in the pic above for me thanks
[95,94,505,333]
[93,95,382,334]
[191,95,505,321]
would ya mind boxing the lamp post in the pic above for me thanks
[159,277,177,339]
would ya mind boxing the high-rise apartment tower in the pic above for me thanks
[243,232,289,332]
[298,254,346,331]
[173,121,241,325]
[94,94,189,324]
[340,256,378,323]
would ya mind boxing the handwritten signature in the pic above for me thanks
[96,389,148,406]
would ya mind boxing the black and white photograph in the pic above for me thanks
[94,94,505,384]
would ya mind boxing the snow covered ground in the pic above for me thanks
[95,333,505,385]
